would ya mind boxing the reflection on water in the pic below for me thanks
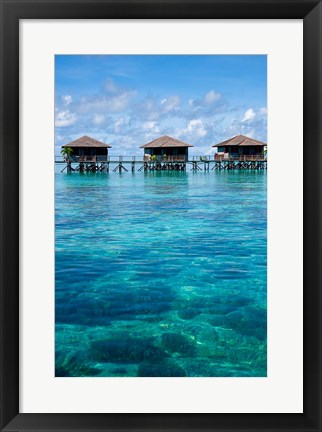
[55,170,267,377]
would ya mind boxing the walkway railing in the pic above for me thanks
[55,155,267,164]
[68,155,108,162]
[143,155,187,162]
[214,154,266,161]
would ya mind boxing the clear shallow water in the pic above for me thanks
[55,168,267,377]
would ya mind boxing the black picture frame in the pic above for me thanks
[1,1,321,431]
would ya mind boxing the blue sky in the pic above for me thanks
[55,55,267,156]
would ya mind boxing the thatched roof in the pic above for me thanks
[62,135,111,148]
[212,135,266,148]
[140,135,193,149]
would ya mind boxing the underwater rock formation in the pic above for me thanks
[138,361,186,377]
[161,332,196,356]
[91,337,168,363]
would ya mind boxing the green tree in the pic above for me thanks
[61,147,73,162]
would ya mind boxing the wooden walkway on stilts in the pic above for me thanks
[211,160,267,170]
[56,156,267,173]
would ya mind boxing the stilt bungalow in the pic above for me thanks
[61,135,112,162]
[140,135,193,162]
[212,135,267,161]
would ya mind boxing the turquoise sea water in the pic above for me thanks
[55,168,267,377]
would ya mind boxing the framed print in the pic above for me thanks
[0,1,321,431]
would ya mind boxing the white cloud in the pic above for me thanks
[143,121,159,132]
[114,117,128,133]
[62,95,72,105]
[142,121,160,140]
[55,110,77,127]
[104,78,119,94]
[108,91,136,112]
[79,90,136,114]
[111,134,142,155]
[187,90,225,118]
[92,114,105,126]
[76,78,137,115]
[160,96,181,113]
[179,119,207,140]
[259,107,267,116]
[242,108,256,122]
[227,106,267,142]
[131,98,157,121]
[55,134,65,142]
[190,90,222,108]
[187,119,207,137]
[204,90,221,105]
[132,94,182,122]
